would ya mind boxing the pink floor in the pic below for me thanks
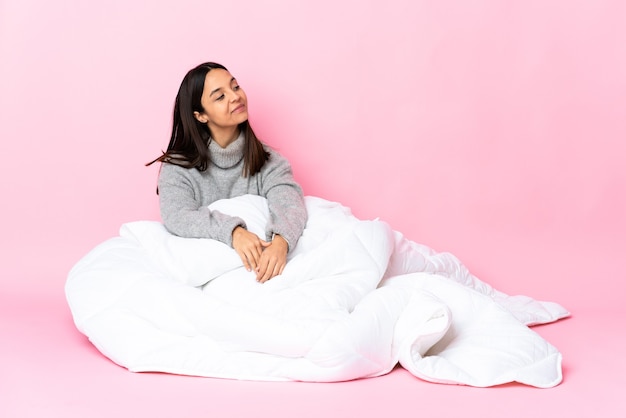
[2,274,625,418]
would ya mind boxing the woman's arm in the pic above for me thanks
[260,150,308,251]
[254,150,306,282]
[157,163,246,247]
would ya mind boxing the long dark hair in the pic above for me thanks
[146,62,268,176]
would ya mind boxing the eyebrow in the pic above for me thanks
[209,77,237,97]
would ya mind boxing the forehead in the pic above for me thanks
[204,69,234,88]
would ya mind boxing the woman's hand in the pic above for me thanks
[232,226,266,273]
[255,235,288,283]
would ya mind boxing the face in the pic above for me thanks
[194,68,248,144]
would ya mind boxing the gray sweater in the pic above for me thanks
[157,132,307,251]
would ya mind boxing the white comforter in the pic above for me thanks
[66,195,569,387]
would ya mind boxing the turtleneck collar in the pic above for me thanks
[208,131,245,169]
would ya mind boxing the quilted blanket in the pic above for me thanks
[65,195,569,387]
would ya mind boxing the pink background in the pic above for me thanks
[1,0,625,417]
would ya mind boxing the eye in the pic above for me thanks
[216,94,225,101]
[233,84,240,91]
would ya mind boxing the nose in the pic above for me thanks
[229,89,241,103]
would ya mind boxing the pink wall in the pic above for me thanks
[1,0,624,312]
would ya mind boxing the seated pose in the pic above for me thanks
[147,62,307,283]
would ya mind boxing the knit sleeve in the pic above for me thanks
[260,150,307,251]
[157,163,245,247]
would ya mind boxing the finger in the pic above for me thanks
[248,252,260,272]
[269,258,283,281]
[259,271,272,283]
[271,263,281,279]
[254,238,267,256]
[237,250,251,271]
[247,239,265,269]
[258,258,274,283]
[255,254,268,281]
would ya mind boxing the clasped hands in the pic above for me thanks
[232,226,288,283]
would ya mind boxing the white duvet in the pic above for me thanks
[66,195,569,387]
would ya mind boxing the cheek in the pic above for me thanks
[205,104,224,120]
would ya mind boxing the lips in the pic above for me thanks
[232,104,246,114]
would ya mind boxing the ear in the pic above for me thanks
[194,111,209,124]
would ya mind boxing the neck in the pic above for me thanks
[208,131,245,169]
[210,126,240,148]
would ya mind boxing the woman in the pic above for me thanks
[148,62,307,283]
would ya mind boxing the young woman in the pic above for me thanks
[148,62,307,283]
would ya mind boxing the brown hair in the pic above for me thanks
[147,62,268,176]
